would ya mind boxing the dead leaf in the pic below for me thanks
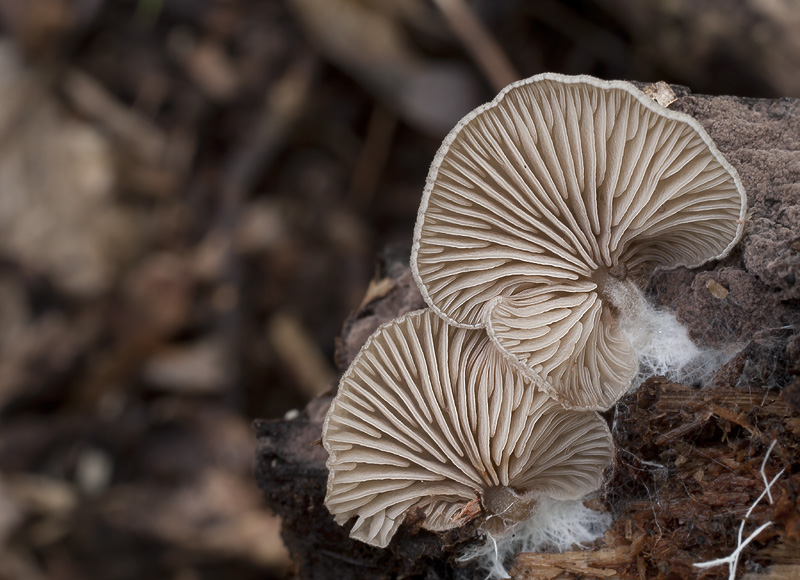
[0,42,138,296]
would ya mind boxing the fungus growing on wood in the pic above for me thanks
[412,73,746,410]
[322,309,613,548]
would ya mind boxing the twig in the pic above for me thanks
[430,0,518,91]
[213,51,318,408]
[523,0,630,72]
[267,312,336,399]
[347,104,397,208]
[694,440,784,580]
[62,68,167,163]
[746,469,785,519]
[694,520,774,580]
[761,439,778,504]
[617,448,667,471]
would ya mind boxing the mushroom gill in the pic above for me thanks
[412,73,747,410]
[322,309,614,548]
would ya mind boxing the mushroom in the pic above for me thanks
[411,73,746,410]
[323,309,614,548]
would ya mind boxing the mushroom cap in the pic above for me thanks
[411,73,746,410]
[322,309,613,548]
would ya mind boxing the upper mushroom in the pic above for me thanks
[411,73,746,410]
[323,309,613,548]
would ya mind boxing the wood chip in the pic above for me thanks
[705,278,730,299]
[642,81,677,107]
[511,533,646,579]
[743,564,800,579]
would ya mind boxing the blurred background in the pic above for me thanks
[0,1,798,578]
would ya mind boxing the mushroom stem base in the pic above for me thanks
[481,486,539,535]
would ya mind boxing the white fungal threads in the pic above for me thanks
[606,279,730,388]
[459,497,612,579]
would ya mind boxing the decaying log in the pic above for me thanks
[255,86,800,579]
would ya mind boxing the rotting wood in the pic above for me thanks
[510,533,646,579]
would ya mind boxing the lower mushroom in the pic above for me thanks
[322,309,614,548]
